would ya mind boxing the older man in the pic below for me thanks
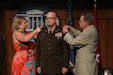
[62,13,98,75]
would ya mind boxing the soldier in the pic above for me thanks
[36,11,70,75]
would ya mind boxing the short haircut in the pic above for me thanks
[81,13,94,25]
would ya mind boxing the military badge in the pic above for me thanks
[55,32,62,38]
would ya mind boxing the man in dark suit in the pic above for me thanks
[36,11,70,75]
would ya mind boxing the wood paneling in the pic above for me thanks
[0,9,113,75]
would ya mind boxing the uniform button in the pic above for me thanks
[49,39,51,41]
[48,43,50,45]
[48,48,50,50]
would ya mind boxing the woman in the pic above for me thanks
[11,16,41,75]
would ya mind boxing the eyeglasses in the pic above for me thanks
[46,17,56,20]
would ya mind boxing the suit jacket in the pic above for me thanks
[64,25,98,75]
[36,26,70,74]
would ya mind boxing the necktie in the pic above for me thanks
[50,30,52,34]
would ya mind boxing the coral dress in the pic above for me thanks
[11,35,36,75]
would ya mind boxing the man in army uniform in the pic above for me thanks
[36,11,70,75]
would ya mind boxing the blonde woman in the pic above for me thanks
[11,16,41,75]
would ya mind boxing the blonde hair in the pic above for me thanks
[12,16,26,32]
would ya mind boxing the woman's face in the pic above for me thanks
[19,19,28,30]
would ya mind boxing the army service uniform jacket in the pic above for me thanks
[36,26,70,75]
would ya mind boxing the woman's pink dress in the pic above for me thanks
[11,33,36,75]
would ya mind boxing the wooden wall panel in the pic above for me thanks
[98,19,113,68]
[0,10,18,75]
[0,9,113,75]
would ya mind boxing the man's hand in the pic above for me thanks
[62,25,70,34]
[62,67,69,74]
[37,66,41,74]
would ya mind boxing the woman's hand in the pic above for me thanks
[35,27,42,33]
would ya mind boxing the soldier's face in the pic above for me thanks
[46,12,57,26]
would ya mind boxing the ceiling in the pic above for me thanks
[0,0,113,10]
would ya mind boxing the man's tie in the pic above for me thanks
[49,30,52,34]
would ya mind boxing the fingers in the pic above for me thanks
[62,67,68,74]
[62,25,69,34]
[65,25,70,29]
[37,67,41,74]
[36,27,42,33]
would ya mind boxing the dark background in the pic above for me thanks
[0,0,113,9]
